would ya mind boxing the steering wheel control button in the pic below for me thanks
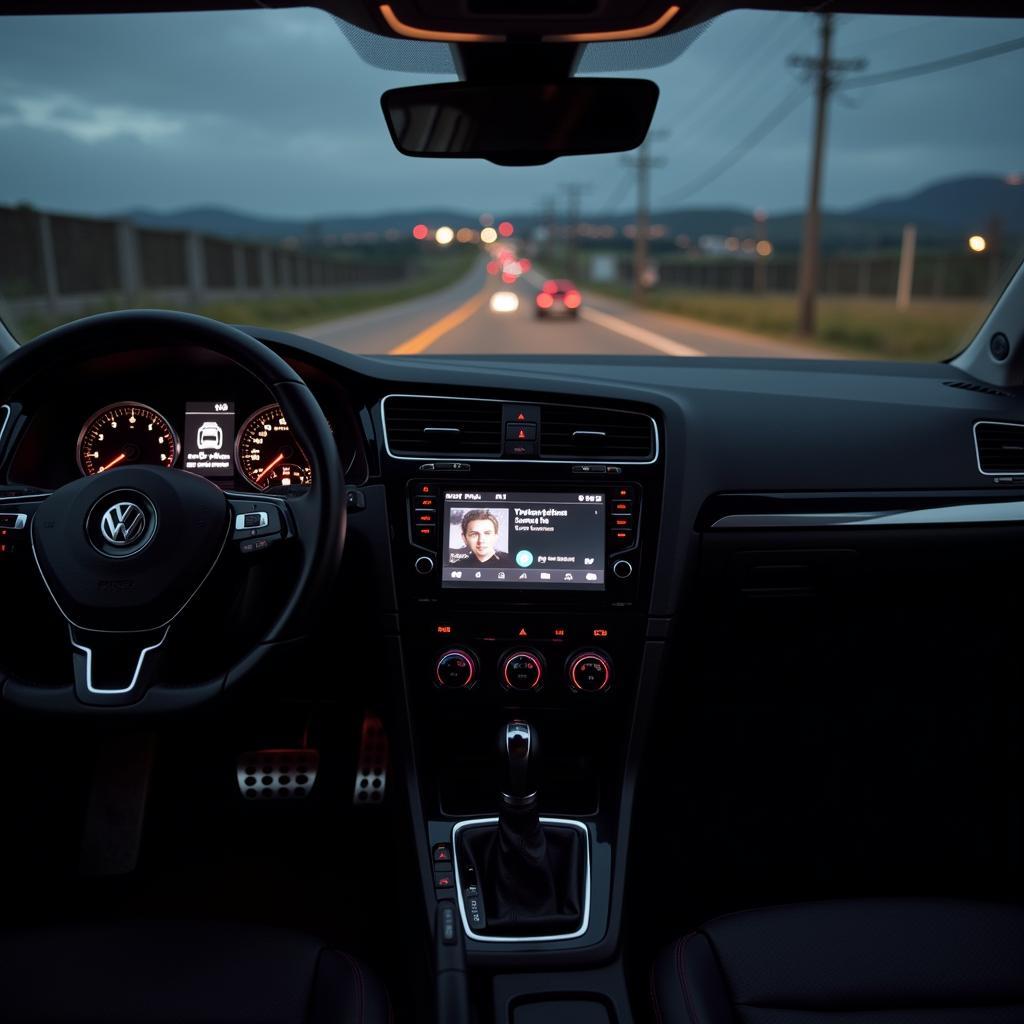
[435,649,478,690]
[415,556,435,575]
[612,559,633,579]
[501,650,544,692]
[568,651,612,693]
[234,511,269,530]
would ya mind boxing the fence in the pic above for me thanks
[0,205,408,320]
[613,249,1015,300]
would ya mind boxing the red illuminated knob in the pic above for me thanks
[435,649,478,690]
[568,651,612,693]
[500,650,544,692]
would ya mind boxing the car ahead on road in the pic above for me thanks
[535,279,582,319]
[0,3,1022,1024]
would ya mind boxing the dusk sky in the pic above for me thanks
[0,8,1019,221]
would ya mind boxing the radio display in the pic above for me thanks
[441,490,605,589]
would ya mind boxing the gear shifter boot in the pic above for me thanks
[456,808,586,937]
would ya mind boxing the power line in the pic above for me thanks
[839,34,1024,90]
[659,85,808,205]
[599,169,633,214]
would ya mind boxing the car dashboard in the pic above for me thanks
[2,326,1023,1017]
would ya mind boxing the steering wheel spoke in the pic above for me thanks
[69,624,169,706]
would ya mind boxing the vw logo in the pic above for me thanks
[99,501,147,546]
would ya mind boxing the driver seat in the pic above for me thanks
[0,921,391,1023]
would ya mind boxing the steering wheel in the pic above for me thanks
[0,310,345,713]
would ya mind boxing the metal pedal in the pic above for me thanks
[237,749,319,801]
[353,713,389,806]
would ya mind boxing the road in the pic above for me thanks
[303,260,829,359]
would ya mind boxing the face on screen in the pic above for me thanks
[463,516,498,561]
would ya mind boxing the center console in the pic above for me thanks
[380,394,663,1021]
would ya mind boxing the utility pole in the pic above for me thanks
[560,183,591,279]
[789,15,865,336]
[622,131,668,302]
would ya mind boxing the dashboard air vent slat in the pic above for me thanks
[944,380,1013,399]
[384,397,502,456]
[540,405,655,461]
[975,421,1024,474]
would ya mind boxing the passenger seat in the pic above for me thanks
[651,899,1024,1024]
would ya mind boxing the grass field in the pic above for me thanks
[593,285,989,361]
[9,249,477,342]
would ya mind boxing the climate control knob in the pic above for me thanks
[567,650,612,693]
[500,650,545,692]
[434,649,478,690]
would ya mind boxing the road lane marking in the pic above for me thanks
[389,290,487,355]
[580,306,704,356]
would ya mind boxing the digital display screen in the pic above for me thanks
[441,490,605,589]
[183,401,235,478]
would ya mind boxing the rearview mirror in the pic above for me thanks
[381,78,658,166]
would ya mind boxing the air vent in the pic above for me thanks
[383,396,502,457]
[975,421,1024,475]
[944,380,1013,399]
[540,405,655,462]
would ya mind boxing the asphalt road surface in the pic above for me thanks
[303,260,830,359]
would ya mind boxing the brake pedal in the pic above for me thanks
[237,749,319,800]
[353,713,389,806]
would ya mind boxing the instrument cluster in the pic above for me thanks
[75,399,315,491]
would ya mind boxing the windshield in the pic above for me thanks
[1,8,1021,360]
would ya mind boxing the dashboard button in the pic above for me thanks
[568,651,612,693]
[501,650,544,692]
[612,559,633,579]
[503,440,536,457]
[415,556,434,575]
[435,649,478,690]
[505,423,537,440]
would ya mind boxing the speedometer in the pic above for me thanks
[78,402,179,476]
[235,404,311,490]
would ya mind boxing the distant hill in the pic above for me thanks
[115,174,1023,250]
[854,176,1024,236]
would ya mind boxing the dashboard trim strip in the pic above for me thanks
[451,816,592,943]
[0,405,10,453]
[711,501,1024,529]
[380,393,660,465]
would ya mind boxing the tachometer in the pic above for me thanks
[236,404,311,490]
[78,402,179,476]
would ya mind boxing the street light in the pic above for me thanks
[968,235,987,253]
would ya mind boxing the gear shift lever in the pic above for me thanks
[454,718,585,937]
[501,720,537,810]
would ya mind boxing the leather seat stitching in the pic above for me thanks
[338,950,365,1024]
[676,933,703,1024]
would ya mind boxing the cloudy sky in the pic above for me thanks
[0,7,1019,221]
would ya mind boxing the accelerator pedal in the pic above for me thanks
[353,713,389,806]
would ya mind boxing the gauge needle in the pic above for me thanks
[98,452,127,473]
[255,453,284,483]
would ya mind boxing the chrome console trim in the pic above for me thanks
[451,816,591,943]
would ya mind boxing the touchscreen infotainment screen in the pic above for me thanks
[441,490,605,589]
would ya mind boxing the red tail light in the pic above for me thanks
[564,291,582,309]
[542,280,558,294]
[502,272,517,284]
[536,292,554,309]
[486,260,500,275]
